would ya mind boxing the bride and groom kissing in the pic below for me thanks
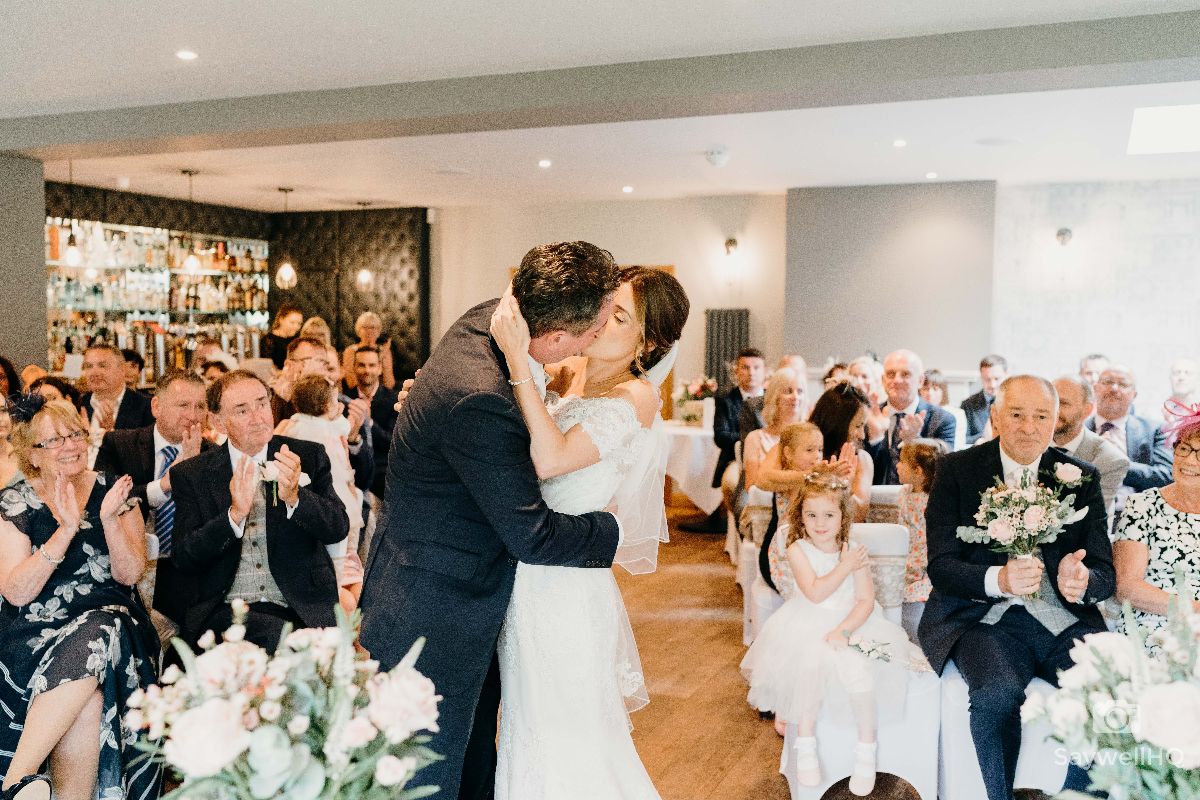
[359,241,690,799]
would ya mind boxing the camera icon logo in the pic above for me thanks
[1092,702,1137,735]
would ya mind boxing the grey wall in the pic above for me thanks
[785,181,996,370]
[0,156,47,371]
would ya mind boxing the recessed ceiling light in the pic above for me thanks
[1128,103,1200,154]
[975,136,1020,147]
[622,185,634,194]
[892,139,907,148]
[435,167,470,176]
[175,49,198,61]
[538,159,552,169]
[925,172,938,180]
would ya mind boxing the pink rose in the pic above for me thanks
[341,715,378,750]
[366,668,442,743]
[1022,506,1047,531]
[374,755,417,787]
[988,518,1017,545]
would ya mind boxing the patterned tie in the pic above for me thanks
[1098,421,1116,437]
[156,445,179,557]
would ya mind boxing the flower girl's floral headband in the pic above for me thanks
[803,467,850,493]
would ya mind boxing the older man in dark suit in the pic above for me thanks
[171,370,349,651]
[919,375,1114,800]
[359,241,623,800]
[865,349,956,484]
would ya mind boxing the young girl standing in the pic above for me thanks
[895,438,947,640]
[741,468,922,796]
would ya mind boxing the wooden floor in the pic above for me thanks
[618,510,791,800]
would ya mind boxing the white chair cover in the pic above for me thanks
[850,522,909,626]
[749,574,784,642]
[867,484,904,524]
[937,661,1067,799]
[737,539,759,646]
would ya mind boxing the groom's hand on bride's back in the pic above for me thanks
[393,373,418,413]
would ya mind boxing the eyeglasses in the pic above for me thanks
[32,430,88,450]
[1174,442,1200,461]
[1097,378,1134,390]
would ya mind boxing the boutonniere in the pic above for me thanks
[257,461,312,507]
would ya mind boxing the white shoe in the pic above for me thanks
[794,736,820,787]
[849,741,877,796]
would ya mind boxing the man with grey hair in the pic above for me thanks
[1078,353,1110,387]
[1086,365,1171,494]
[865,348,956,484]
[1168,357,1200,410]
[920,375,1113,800]
[1052,375,1129,524]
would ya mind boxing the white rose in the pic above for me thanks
[1132,683,1200,769]
[127,688,146,708]
[1065,632,1140,684]
[197,630,216,651]
[366,668,442,743]
[374,755,417,787]
[1047,695,1090,732]
[125,708,145,731]
[162,698,251,777]
[287,715,310,737]
[341,716,378,750]
[224,624,246,643]
[1020,692,1045,724]
[259,462,280,483]
[264,681,287,701]
[1055,463,1083,484]
[159,665,182,686]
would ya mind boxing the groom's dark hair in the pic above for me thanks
[512,241,621,337]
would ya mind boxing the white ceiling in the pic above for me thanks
[42,80,1200,210]
[3,0,1199,119]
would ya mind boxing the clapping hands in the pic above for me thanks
[99,474,136,524]
[897,410,927,444]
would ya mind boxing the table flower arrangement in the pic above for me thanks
[1021,575,1200,800]
[955,467,1088,599]
[674,377,718,425]
[127,601,442,800]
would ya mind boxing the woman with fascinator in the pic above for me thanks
[1113,399,1200,654]
[487,266,688,799]
[0,396,159,800]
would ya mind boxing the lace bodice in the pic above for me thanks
[538,395,648,515]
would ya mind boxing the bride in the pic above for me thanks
[489,265,690,799]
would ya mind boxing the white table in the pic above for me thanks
[663,421,723,515]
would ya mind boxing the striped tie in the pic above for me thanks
[156,445,179,556]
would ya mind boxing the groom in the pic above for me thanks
[918,375,1115,800]
[359,241,624,800]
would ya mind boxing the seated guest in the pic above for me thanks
[822,361,849,391]
[1167,357,1200,413]
[299,316,333,348]
[200,358,230,387]
[0,357,20,398]
[28,376,82,411]
[0,397,158,800]
[741,354,809,445]
[961,354,1008,445]
[1114,403,1200,655]
[93,371,212,638]
[18,365,45,391]
[895,438,948,640]
[171,370,349,651]
[80,344,154,464]
[344,345,398,500]
[743,369,804,491]
[262,304,305,369]
[919,375,1113,800]
[120,348,145,393]
[681,347,765,533]
[1087,366,1171,494]
[865,349,956,484]
[1079,353,1110,387]
[921,368,968,450]
[1052,376,1129,523]
[0,403,20,488]
[342,311,397,391]
[282,374,364,612]
[761,422,826,600]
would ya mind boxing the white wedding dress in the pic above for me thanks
[496,393,661,800]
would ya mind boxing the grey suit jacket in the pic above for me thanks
[1067,428,1130,524]
[1086,415,1171,491]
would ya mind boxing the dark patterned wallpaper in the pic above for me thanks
[44,183,430,368]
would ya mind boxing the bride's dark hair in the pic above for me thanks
[621,266,689,375]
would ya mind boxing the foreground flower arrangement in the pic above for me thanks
[1022,576,1200,800]
[127,600,442,800]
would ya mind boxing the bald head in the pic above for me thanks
[1052,375,1094,443]
[882,349,925,410]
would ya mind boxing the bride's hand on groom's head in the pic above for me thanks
[490,295,532,364]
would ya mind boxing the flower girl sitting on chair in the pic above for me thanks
[740,466,924,796]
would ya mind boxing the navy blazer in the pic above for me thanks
[346,384,399,497]
[865,398,957,484]
[171,436,349,646]
[1085,415,1171,491]
[917,439,1114,674]
[81,390,154,431]
[712,387,750,487]
[960,389,992,445]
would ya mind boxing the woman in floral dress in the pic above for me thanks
[0,398,160,800]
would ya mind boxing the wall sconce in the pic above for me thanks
[724,237,738,256]
[275,261,297,290]
[1056,228,1073,246]
[355,268,375,292]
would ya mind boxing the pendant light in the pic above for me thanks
[181,169,202,272]
[353,201,375,291]
[275,187,297,290]
[63,160,83,268]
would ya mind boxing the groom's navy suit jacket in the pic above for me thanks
[359,299,620,779]
[917,439,1115,675]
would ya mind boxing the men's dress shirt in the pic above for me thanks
[1094,413,1128,454]
[1059,428,1086,457]
[882,398,922,447]
[981,447,1042,599]
[87,389,127,466]
[145,427,175,509]
[226,443,298,536]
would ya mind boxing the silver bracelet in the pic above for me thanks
[38,545,65,566]
[508,376,534,387]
